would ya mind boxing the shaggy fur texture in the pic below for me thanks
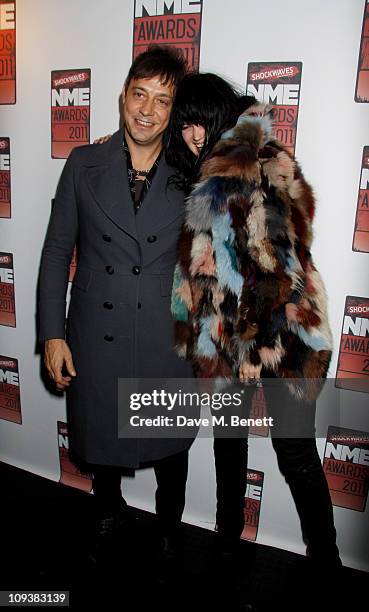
[172,110,332,400]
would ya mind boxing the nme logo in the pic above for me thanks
[241,469,264,542]
[133,0,203,71]
[0,354,21,424]
[246,62,302,155]
[135,1,202,15]
[0,153,9,169]
[0,266,13,282]
[325,442,369,466]
[51,69,91,159]
[58,421,92,492]
[0,251,16,327]
[51,88,90,107]
[58,431,69,450]
[0,136,10,218]
[343,315,369,337]
[0,368,18,385]
[247,83,299,106]
[336,296,369,393]
[0,2,14,30]
[323,426,369,511]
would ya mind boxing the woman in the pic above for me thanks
[169,72,341,568]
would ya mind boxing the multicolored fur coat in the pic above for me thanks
[171,105,332,401]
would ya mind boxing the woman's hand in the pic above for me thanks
[239,362,262,383]
[93,134,112,145]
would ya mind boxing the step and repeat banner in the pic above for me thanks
[1,0,368,572]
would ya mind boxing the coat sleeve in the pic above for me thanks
[171,259,194,358]
[38,150,79,342]
[171,216,239,379]
[237,163,332,392]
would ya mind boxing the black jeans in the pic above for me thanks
[264,382,340,563]
[214,381,341,563]
[213,384,252,540]
[92,448,189,535]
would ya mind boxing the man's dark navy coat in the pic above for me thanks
[39,128,194,468]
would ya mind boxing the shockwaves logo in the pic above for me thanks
[0,136,10,218]
[133,0,203,71]
[241,469,264,542]
[58,422,92,492]
[51,69,91,159]
[246,62,302,155]
[353,147,369,252]
[355,0,369,102]
[336,296,369,393]
[0,0,16,104]
[0,251,15,327]
[0,354,21,424]
[323,426,369,511]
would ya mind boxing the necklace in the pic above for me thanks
[128,168,150,179]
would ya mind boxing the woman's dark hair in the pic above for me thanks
[166,72,256,191]
[125,44,187,92]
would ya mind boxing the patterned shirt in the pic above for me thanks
[123,138,162,214]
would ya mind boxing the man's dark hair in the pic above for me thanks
[125,45,187,92]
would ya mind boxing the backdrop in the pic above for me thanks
[1,0,368,572]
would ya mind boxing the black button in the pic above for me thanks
[102,234,112,242]
[147,235,157,243]
[132,266,141,275]
[105,265,114,274]
[137,302,142,309]
[104,301,113,310]
[104,334,114,342]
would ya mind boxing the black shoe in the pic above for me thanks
[215,532,241,560]
[87,504,130,565]
[155,528,183,585]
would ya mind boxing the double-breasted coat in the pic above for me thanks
[39,128,194,468]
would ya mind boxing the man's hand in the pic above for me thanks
[44,339,76,391]
[93,134,112,145]
[239,362,262,383]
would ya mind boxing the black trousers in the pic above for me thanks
[92,448,189,535]
[214,381,340,563]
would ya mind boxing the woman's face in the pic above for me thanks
[181,123,206,157]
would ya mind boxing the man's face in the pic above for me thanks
[122,76,174,148]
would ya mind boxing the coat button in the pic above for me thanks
[104,334,114,342]
[102,234,112,242]
[147,235,157,243]
[105,265,114,274]
[104,301,113,310]
[132,266,141,275]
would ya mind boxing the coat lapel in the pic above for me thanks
[84,129,185,241]
[135,157,185,240]
[84,128,137,240]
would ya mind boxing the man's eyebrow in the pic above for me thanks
[132,86,173,99]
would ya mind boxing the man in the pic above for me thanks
[39,45,193,562]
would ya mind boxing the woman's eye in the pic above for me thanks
[157,99,169,107]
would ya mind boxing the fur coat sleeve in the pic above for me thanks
[171,108,332,400]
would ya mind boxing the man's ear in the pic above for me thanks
[121,86,126,104]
